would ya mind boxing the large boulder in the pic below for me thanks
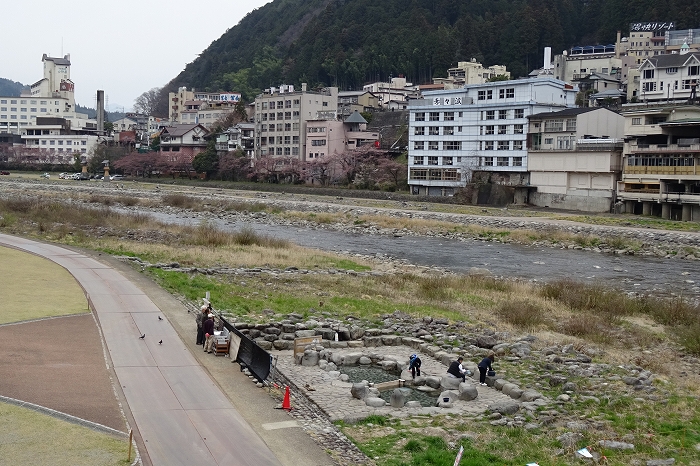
[390,389,406,408]
[437,390,458,408]
[301,350,320,366]
[351,383,369,400]
[441,376,462,390]
[458,383,478,401]
[520,390,543,402]
[359,356,372,365]
[343,352,363,366]
[365,397,386,408]
[295,329,317,338]
[425,376,442,389]
[475,335,497,348]
[487,401,520,416]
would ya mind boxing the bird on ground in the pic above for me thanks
[159,340,163,345]
[158,316,163,321]
[139,333,145,339]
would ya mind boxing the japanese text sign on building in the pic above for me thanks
[432,96,463,106]
[629,22,675,32]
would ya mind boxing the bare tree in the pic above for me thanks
[133,87,165,116]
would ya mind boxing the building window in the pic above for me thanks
[277,124,283,131]
[444,141,461,150]
[514,109,524,119]
[311,139,326,146]
[285,123,291,131]
[269,113,276,121]
[483,126,494,135]
[285,112,291,120]
[415,112,425,121]
[513,141,523,150]
[410,169,428,180]
[284,147,291,155]
[643,69,654,79]
[428,141,439,150]
[292,147,299,155]
[514,124,524,134]
[506,88,514,98]
[566,118,577,131]
[487,90,493,99]
[285,100,292,108]
[485,111,495,120]
[666,67,678,74]
[632,117,642,125]
[292,136,299,144]
[293,111,300,119]
[444,112,454,121]
[513,157,523,166]
[484,141,494,150]
[499,88,505,98]
[414,127,424,135]
[443,126,454,135]
[284,136,291,144]
[483,157,494,166]
[443,157,453,165]
[557,136,575,149]
[497,141,509,150]
[428,156,438,165]
[429,112,440,121]
[478,90,486,101]
[544,138,553,145]
[429,126,439,135]
[642,82,657,92]
[689,66,699,75]
[498,110,507,120]
[498,125,508,134]
[544,119,564,132]
[497,157,509,166]
[414,156,424,165]
[414,141,425,150]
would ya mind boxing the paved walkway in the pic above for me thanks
[0,234,282,466]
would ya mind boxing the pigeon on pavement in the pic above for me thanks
[159,340,163,345]
[139,333,145,339]
[158,316,163,321]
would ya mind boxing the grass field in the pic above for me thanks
[0,246,88,324]
[0,402,130,466]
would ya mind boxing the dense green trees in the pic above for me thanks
[163,0,700,104]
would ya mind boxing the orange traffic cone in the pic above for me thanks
[282,385,292,410]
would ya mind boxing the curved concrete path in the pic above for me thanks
[0,234,282,466]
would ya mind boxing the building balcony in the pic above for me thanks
[624,165,698,176]
[629,143,700,153]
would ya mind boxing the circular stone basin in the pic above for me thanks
[340,365,439,407]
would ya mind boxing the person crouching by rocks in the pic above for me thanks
[478,352,495,386]
[203,313,216,353]
[447,356,467,382]
[196,305,208,346]
[409,354,422,379]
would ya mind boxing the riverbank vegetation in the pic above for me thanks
[2,189,700,464]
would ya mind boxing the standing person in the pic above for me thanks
[408,354,422,379]
[195,305,208,346]
[447,357,467,382]
[478,353,495,386]
[203,313,215,353]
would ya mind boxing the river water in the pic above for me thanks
[143,210,700,299]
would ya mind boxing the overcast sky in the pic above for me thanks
[2,0,270,112]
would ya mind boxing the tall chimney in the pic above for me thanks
[96,90,104,137]
[616,31,622,58]
[544,47,552,72]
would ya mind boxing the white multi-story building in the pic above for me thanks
[407,77,577,196]
[254,84,338,160]
[0,54,100,160]
[637,52,700,102]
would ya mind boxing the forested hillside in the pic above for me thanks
[167,0,700,103]
[0,78,28,97]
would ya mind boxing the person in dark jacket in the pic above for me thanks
[447,357,467,382]
[478,353,495,385]
[408,354,422,379]
[195,305,208,346]
[203,313,216,353]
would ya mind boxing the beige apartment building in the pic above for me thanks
[617,103,700,221]
[305,111,379,161]
[433,59,510,89]
[527,107,625,212]
[254,84,338,161]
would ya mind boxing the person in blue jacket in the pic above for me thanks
[478,353,495,385]
[408,354,422,379]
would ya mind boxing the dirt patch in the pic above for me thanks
[0,314,126,431]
